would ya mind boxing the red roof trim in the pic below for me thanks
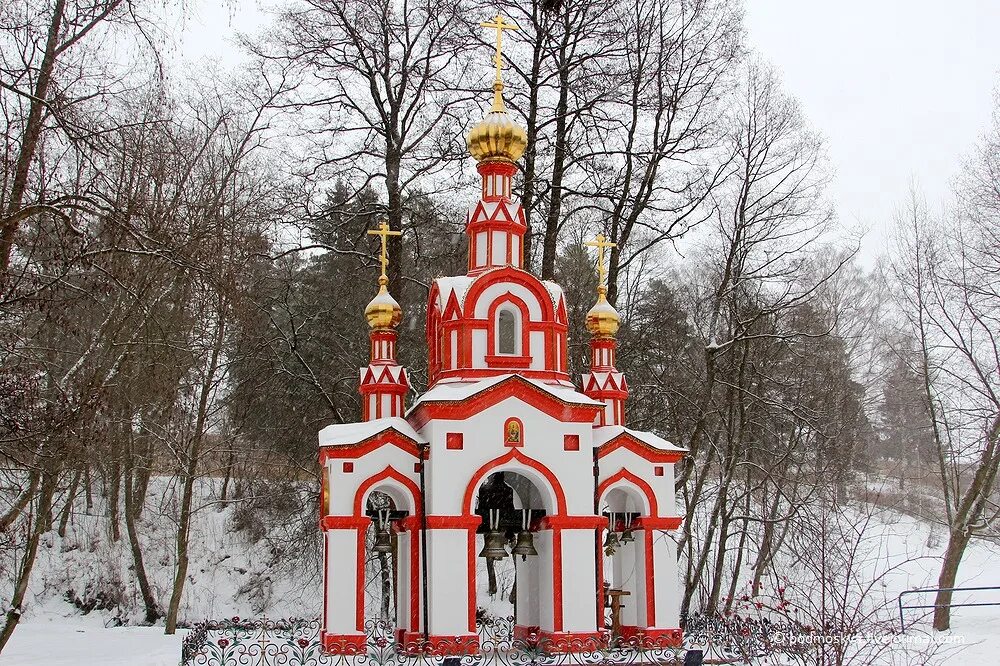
[319,428,423,462]
[408,376,600,429]
[596,432,684,464]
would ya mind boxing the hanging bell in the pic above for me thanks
[619,528,635,544]
[603,530,620,555]
[372,524,393,554]
[478,530,509,560]
[511,530,538,560]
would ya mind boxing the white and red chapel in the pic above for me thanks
[317,14,685,656]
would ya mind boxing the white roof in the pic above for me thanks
[409,374,602,412]
[592,426,687,453]
[318,416,426,447]
[435,275,474,309]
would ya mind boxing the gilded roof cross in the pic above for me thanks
[584,234,617,293]
[368,220,401,284]
[480,14,518,111]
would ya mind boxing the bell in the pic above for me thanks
[511,530,538,560]
[603,530,620,554]
[478,530,509,560]
[619,528,635,544]
[372,525,393,554]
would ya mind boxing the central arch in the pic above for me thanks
[462,449,567,517]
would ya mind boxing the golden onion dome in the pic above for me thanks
[585,287,620,338]
[365,277,402,330]
[466,83,527,163]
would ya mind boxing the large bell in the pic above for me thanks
[511,530,538,560]
[478,530,509,560]
[372,525,393,554]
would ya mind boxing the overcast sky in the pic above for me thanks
[170,1,1000,266]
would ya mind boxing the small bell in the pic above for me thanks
[511,530,538,560]
[372,525,393,554]
[479,530,509,560]
[603,530,620,555]
[619,528,635,544]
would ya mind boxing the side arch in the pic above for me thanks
[354,465,422,516]
[597,468,658,516]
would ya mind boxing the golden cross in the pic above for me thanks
[480,14,518,85]
[368,220,401,282]
[584,234,617,291]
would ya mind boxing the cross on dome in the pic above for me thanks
[584,234,617,294]
[480,14,519,94]
[365,220,403,330]
[584,234,621,338]
[368,219,402,286]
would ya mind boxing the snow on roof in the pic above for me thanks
[318,416,426,448]
[409,374,602,412]
[434,276,474,310]
[540,279,564,311]
[592,425,687,453]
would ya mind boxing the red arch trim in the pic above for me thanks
[487,292,531,360]
[353,466,422,516]
[462,267,555,320]
[462,448,567,516]
[597,468,659,517]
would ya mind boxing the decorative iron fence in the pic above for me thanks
[180,617,688,666]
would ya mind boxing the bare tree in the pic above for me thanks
[886,138,1000,630]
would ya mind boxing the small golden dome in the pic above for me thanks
[467,83,527,163]
[586,287,620,337]
[365,277,402,329]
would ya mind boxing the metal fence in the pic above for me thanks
[180,617,688,666]
[897,585,1000,631]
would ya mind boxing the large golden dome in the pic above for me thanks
[467,83,527,163]
[585,287,620,338]
[365,277,402,330]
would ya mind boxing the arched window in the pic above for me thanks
[498,308,517,355]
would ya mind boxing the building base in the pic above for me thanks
[619,626,683,648]
[536,630,608,653]
[393,630,481,656]
[320,631,367,655]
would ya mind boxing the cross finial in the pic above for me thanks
[368,220,402,286]
[584,234,617,294]
[480,14,518,111]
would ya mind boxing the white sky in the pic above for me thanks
[744,1,1000,264]
[167,1,1000,266]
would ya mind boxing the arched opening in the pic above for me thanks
[364,491,398,623]
[472,470,552,638]
[497,307,518,355]
[600,485,650,642]
[356,473,419,640]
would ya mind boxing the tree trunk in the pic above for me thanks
[378,550,391,619]
[57,468,82,538]
[83,464,93,511]
[1,470,39,532]
[124,455,159,624]
[1,0,66,274]
[106,455,121,542]
[165,305,226,634]
[164,444,198,634]
[0,467,58,654]
[932,530,969,631]
[539,57,569,281]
